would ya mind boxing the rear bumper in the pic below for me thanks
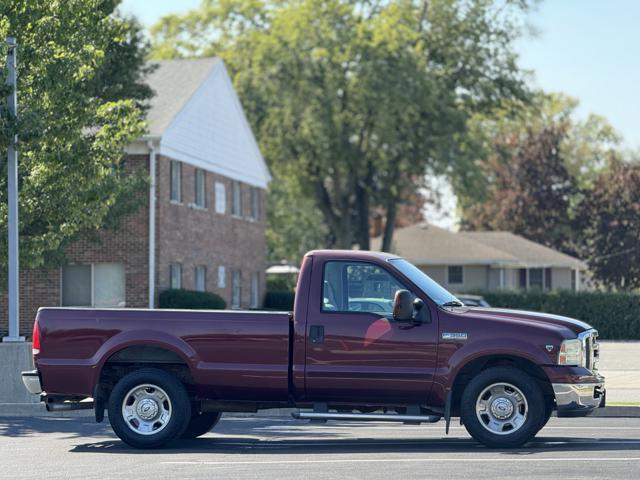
[553,382,606,417]
[21,370,43,395]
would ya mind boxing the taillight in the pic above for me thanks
[32,321,41,356]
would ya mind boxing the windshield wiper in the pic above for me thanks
[441,300,464,307]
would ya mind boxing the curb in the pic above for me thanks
[0,403,93,418]
[588,406,640,418]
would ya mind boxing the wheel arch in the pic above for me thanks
[449,354,554,417]
[92,336,199,420]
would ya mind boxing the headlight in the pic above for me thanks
[558,338,584,366]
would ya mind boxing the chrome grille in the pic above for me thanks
[580,329,599,372]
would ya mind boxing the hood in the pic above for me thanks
[460,307,592,336]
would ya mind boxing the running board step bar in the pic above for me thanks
[292,411,441,424]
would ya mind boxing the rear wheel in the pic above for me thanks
[460,366,545,448]
[108,368,191,449]
[180,411,222,439]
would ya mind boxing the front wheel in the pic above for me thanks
[108,368,191,449]
[460,366,545,448]
[537,397,554,433]
[180,411,222,439]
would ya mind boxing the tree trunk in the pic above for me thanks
[355,182,370,250]
[381,199,397,252]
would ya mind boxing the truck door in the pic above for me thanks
[304,259,439,404]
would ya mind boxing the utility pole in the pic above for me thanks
[4,37,23,342]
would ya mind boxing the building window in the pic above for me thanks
[215,182,226,214]
[519,268,527,289]
[250,272,260,308]
[231,270,241,308]
[62,263,125,307]
[217,265,226,288]
[195,168,206,208]
[545,268,552,291]
[232,180,242,216]
[250,187,260,221]
[170,160,182,202]
[195,265,207,292]
[447,265,464,285]
[518,267,550,290]
[170,263,182,289]
[528,268,543,289]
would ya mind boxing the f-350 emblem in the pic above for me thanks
[442,332,468,340]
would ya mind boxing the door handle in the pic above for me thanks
[310,325,325,344]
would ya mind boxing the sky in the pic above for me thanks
[120,0,640,228]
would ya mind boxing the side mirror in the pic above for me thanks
[412,298,427,324]
[393,289,413,321]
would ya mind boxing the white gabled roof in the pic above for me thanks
[143,58,271,188]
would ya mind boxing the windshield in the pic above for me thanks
[389,258,461,306]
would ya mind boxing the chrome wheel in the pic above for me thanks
[475,382,528,435]
[121,384,172,436]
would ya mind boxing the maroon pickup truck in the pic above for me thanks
[22,250,605,449]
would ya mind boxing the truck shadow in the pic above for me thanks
[69,435,640,455]
[0,416,113,439]
[4,416,639,456]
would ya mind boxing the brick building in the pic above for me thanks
[0,58,271,336]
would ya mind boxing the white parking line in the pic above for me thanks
[162,457,640,466]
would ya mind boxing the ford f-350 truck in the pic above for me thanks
[22,250,605,449]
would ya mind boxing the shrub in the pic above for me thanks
[474,290,640,340]
[266,275,297,292]
[159,289,226,310]
[264,291,295,311]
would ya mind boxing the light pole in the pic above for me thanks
[4,36,23,342]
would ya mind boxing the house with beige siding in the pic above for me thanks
[372,223,587,292]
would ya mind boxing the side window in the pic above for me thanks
[215,182,226,214]
[231,181,242,216]
[170,160,182,202]
[61,263,125,307]
[194,168,206,208]
[322,261,408,314]
[169,263,182,289]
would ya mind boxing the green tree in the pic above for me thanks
[461,125,580,255]
[453,92,620,215]
[0,0,152,271]
[151,0,531,256]
[574,158,640,290]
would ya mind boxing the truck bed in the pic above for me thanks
[35,307,292,402]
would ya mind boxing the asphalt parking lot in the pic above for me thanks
[2,415,640,480]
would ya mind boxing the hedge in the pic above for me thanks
[261,289,640,339]
[475,290,640,340]
[264,291,295,310]
[159,289,226,310]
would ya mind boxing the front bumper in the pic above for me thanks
[21,370,43,395]
[553,382,605,417]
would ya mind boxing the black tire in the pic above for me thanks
[460,366,545,448]
[537,397,554,433]
[180,412,222,439]
[108,368,191,449]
